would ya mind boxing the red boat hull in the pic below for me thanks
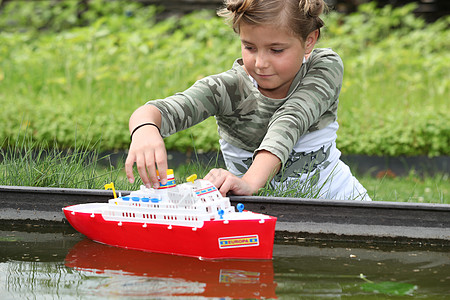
[63,206,277,260]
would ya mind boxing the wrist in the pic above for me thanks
[241,150,281,194]
[130,122,161,141]
[241,175,265,195]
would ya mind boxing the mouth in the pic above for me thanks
[256,74,273,79]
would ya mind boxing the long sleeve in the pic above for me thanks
[147,71,238,137]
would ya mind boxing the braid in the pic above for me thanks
[298,0,325,39]
[298,0,324,18]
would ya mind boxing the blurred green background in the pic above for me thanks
[0,0,448,202]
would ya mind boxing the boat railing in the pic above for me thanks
[102,206,212,227]
[107,200,209,215]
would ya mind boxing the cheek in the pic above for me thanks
[241,50,252,63]
[277,56,302,76]
[241,53,254,72]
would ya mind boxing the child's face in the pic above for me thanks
[239,23,309,99]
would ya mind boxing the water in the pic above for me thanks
[0,227,448,299]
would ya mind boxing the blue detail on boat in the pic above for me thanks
[151,197,161,203]
[159,179,176,187]
[195,186,217,196]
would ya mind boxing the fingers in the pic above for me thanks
[204,168,226,191]
[204,168,246,197]
[126,150,164,189]
[155,146,168,185]
[218,179,234,197]
[125,153,136,184]
[143,151,158,188]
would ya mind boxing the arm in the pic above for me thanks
[204,150,281,196]
[125,104,169,188]
[125,73,232,187]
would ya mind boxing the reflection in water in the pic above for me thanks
[65,238,277,298]
[0,229,449,299]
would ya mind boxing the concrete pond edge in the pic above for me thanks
[1,185,449,246]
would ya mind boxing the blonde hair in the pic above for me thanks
[218,0,325,41]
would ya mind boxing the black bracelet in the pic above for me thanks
[130,122,161,141]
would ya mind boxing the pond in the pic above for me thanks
[0,226,448,299]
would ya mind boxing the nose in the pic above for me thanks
[255,52,269,69]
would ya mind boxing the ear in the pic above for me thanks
[305,29,319,54]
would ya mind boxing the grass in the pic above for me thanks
[0,135,138,190]
[1,140,447,204]
[358,171,448,204]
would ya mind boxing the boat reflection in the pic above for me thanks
[65,238,277,299]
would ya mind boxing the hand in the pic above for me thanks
[125,125,168,189]
[204,168,257,196]
[204,150,281,197]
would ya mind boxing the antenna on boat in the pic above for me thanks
[186,174,197,183]
[104,182,117,199]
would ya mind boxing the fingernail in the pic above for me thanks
[153,183,160,189]
[160,179,167,185]
[128,177,134,184]
[145,183,151,189]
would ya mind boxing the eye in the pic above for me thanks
[243,45,255,51]
[271,49,284,54]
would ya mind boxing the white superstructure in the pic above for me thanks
[102,179,237,228]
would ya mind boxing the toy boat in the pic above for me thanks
[63,170,277,260]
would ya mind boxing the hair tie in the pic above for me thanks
[130,122,161,141]
[227,0,251,13]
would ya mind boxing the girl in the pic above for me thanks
[125,0,371,201]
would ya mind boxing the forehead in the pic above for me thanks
[239,23,300,45]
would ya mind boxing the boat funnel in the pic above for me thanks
[157,169,176,189]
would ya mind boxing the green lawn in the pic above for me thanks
[0,141,447,203]
[358,172,448,204]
